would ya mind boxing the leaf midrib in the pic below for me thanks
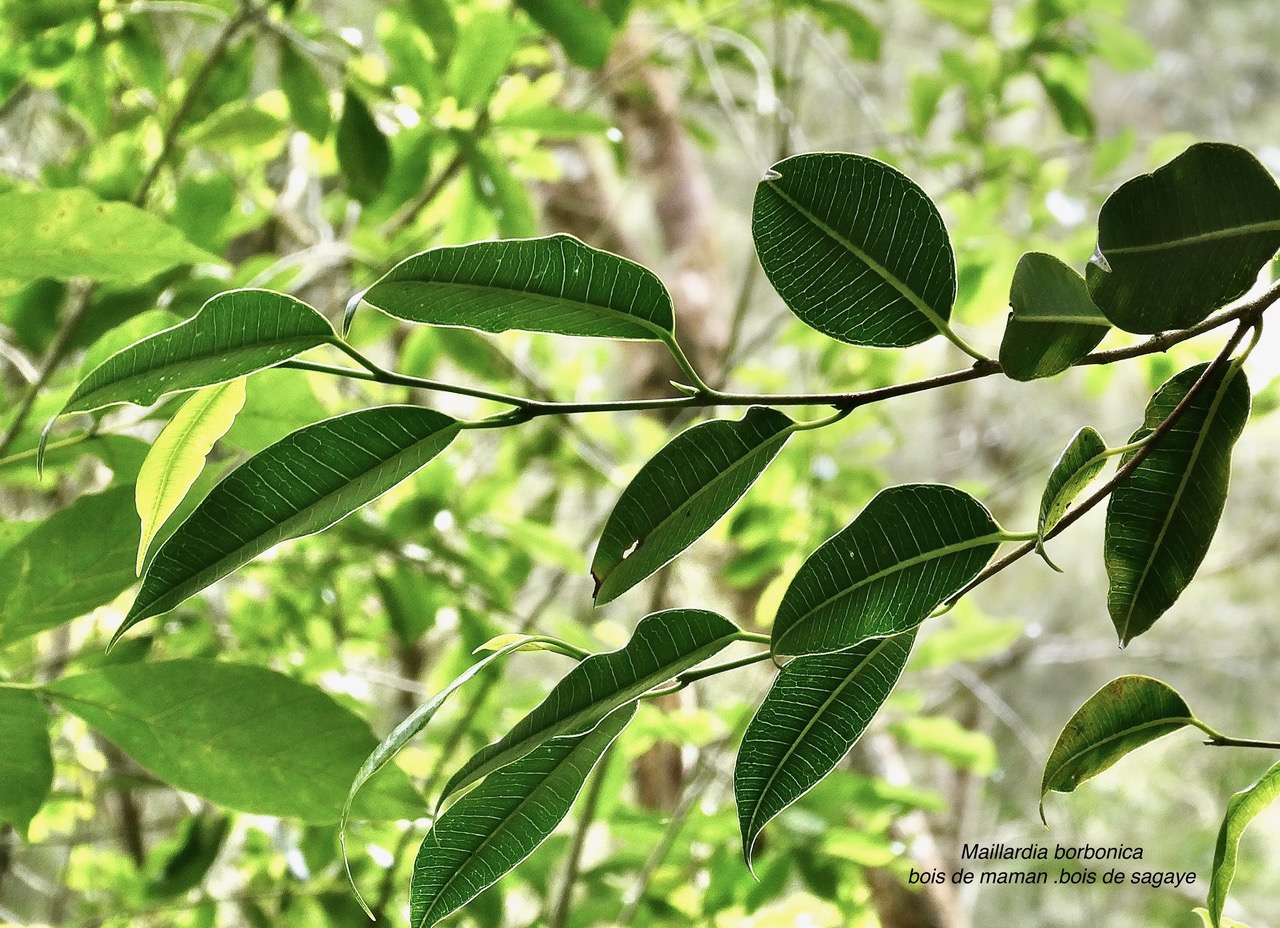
[743,635,899,849]
[763,182,951,335]
[1115,370,1238,641]
[372,279,673,341]
[1104,218,1280,255]
[774,531,1003,655]
[1045,715,1194,790]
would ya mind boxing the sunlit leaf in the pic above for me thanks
[1040,675,1196,823]
[753,153,956,348]
[0,188,216,288]
[120,407,460,641]
[410,704,634,928]
[771,484,1003,657]
[439,609,739,806]
[516,0,616,69]
[0,689,53,837]
[735,630,915,866]
[361,234,677,342]
[45,659,422,822]
[1089,143,1280,333]
[1106,363,1250,644]
[1208,760,1280,928]
[999,252,1108,382]
[57,289,333,416]
[136,379,246,574]
[591,407,794,605]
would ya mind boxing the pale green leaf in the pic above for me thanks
[1038,426,1107,543]
[1208,761,1280,928]
[136,379,247,574]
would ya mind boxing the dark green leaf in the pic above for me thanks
[771,484,1003,657]
[753,152,956,348]
[0,688,53,837]
[999,252,1108,381]
[516,0,616,69]
[57,289,334,416]
[361,234,676,342]
[796,0,879,60]
[120,406,460,640]
[45,659,421,822]
[1040,675,1196,823]
[336,87,391,204]
[145,815,231,900]
[439,609,739,805]
[1089,143,1280,333]
[1038,426,1107,541]
[0,485,138,646]
[404,0,458,65]
[0,188,216,288]
[735,629,915,865]
[1036,54,1095,138]
[592,407,794,605]
[410,704,634,928]
[1209,760,1280,928]
[1106,363,1250,644]
[279,40,331,141]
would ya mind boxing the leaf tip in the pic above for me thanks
[761,167,782,182]
[36,416,57,478]
[343,288,367,337]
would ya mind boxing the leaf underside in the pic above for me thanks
[1209,760,1280,928]
[1038,426,1108,540]
[753,152,956,348]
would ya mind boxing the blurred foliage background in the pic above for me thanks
[2,0,1280,926]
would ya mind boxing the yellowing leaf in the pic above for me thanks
[136,379,247,574]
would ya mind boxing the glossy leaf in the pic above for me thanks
[591,407,794,605]
[410,704,634,928]
[735,629,916,866]
[0,485,138,646]
[1038,426,1107,542]
[0,688,53,837]
[771,484,1003,657]
[753,152,955,348]
[135,379,247,574]
[1106,363,1250,644]
[45,659,422,822]
[439,609,739,806]
[1210,763,1280,928]
[1089,143,1280,333]
[1039,675,1195,823]
[516,0,615,69]
[336,86,391,204]
[361,234,677,343]
[58,289,334,416]
[999,252,1108,381]
[120,406,460,640]
[0,187,215,287]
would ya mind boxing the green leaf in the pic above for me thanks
[410,704,634,928]
[0,188,216,287]
[795,0,879,60]
[891,715,997,774]
[145,814,230,900]
[592,407,794,605]
[1039,675,1197,823]
[771,484,1003,657]
[1194,908,1252,928]
[916,0,991,32]
[735,629,915,866]
[0,485,139,646]
[446,8,519,110]
[516,0,616,69]
[336,86,391,204]
[404,0,458,65]
[120,406,460,641]
[1038,426,1107,543]
[341,634,579,916]
[45,659,421,822]
[361,234,676,342]
[57,289,334,416]
[0,688,53,837]
[279,39,331,141]
[439,609,739,806]
[1209,760,1280,928]
[1106,363,1250,644]
[999,252,1108,382]
[1089,143,1280,333]
[495,105,612,137]
[136,379,247,574]
[753,152,956,349]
